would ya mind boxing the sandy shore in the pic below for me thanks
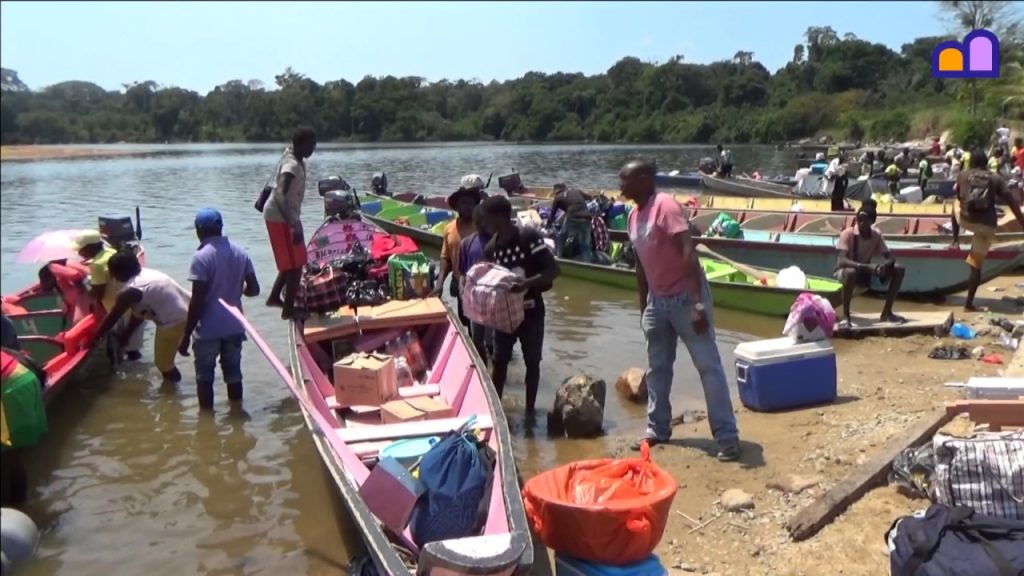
[0,145,142,162]
[536,272,1023,576]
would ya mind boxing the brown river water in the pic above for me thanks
[2,143,797,575]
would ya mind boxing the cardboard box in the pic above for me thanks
[405,396,453,420]
[333,353,398,408]
[381,397,454,424]
[359,456,425,535]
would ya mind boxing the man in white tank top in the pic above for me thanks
[90,251,191,382]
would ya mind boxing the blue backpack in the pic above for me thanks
[409,427,496,547]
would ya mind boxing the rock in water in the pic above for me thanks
[548,374,606,438]
[615,367,648,403]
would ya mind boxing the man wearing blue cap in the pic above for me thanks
[178,208,261,409]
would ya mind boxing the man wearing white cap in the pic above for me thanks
[74,231,144,360]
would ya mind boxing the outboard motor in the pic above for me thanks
[98,216,138,250]
[370,172,390,196]
[698,157,716,174]
[498,172,524,195]
[318,176,360,219]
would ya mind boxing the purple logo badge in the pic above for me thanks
[931,29,1000,79]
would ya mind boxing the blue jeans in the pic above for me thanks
[193,334,245,406]
[641,281,739,446]
[557,219,594,262]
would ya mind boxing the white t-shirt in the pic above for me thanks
[821,158,845,195]
[996,127,1011,145]
[263,148,306,225]
[127,269,191,327]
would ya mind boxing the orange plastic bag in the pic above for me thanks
[522,443,677,566]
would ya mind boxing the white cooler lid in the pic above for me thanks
[735,337,834,363]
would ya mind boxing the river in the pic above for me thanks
[1,143,794,575]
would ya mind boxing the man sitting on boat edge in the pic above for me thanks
[833,202,906,329]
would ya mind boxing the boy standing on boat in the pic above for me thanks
[479,195,560,413]
[74,231,144,361]
[434,175,486,326]
[262,127,316,320]
[833,206,906,328]
[89,252,191,383]
[619,160,740,462]
[950,150,1024,312]
[177,209,261,410]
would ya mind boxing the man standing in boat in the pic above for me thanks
[716,144,734,178]
[834,205,906,328]
[618,160,741,462]
[479,195,560,414]
[262,127,316,320]
[546,183,594,263]
[177,209,261,410]
[433,175,486,326]
[950,150,1024,312]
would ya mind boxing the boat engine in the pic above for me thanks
[318,176,351,196]
[698,157,716,174]
[370,172,390,196]
[318,176,360,219]
[498,172,524,195]
[98,216,138,250]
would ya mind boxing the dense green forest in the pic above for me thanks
[1,3,1021,146]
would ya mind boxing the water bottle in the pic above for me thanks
[950,323,976,340]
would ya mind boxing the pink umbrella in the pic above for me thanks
[14,229,94,264]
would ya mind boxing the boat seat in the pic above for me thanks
[337,414,494,444]
[324,385,442,411]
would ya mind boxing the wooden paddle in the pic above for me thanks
[695,242,776,284]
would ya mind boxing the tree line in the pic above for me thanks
[1,3,1021,147]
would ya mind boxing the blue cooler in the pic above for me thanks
[734,337,837,411]
[555,554,666,576]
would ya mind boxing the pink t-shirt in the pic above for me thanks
[628,193,702,297]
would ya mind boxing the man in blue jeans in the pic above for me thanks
[178,209,261,410]
[620,160,741,462]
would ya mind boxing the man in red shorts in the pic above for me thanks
[262,127,317,319]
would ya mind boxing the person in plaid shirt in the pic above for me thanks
[480,196,560,413]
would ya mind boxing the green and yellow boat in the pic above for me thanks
[355,193,842,317]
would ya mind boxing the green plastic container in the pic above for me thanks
[388,253,436,300]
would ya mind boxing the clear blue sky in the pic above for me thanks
[1,1,953,93]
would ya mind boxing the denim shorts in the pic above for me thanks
[192,334,245,385]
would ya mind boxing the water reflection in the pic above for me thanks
[2,144,789,575]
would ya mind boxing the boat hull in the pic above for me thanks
[360,195,843,316]
[700,174,795,198]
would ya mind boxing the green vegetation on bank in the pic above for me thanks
[1,6,1021,146]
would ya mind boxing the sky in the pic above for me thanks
[1,1,957,94]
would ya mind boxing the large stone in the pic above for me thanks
[767,474,822,495]
[615,367,648,403]
[547,373,606,438]
[720,488,754,512]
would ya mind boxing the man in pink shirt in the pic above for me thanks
[620,160,740,462]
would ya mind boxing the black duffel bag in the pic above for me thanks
[887,503,1024,576]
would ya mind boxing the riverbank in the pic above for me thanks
[542,272,1022,576]
[0,145,143,162]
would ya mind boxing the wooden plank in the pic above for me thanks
[786,407,954,541]
[303,298,449,343]
[337,414,493,444]
[833,311,954,339]
[945,399,1024,431]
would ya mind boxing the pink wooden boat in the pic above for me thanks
[229,215,533,575]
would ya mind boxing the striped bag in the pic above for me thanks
[933,431,1024,520]
[462,262,525,335]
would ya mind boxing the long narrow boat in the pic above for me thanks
[656,172,798,189]
[517,186,961,216]
[361,193,1024,296]
[700,174,796,198]
[232,214,533,575]
[2,215,146,402]
[358,194,844,316]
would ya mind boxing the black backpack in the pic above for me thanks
[887,503,1024,576]
[964,173,995,213]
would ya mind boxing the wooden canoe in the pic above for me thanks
[232,215,533,576]
[358,194,844,317]
[699,174,797,198]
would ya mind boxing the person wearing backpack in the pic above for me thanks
[950,150,1024,311]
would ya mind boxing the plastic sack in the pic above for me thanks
[776,266,808,290]
[782,292,835,342]
[388,253,435,301]
[888,442,937,499]
[521,443,678,566]
[708,213,742,239]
